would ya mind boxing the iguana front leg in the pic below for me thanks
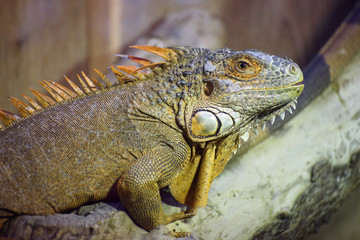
[117,144,192,231]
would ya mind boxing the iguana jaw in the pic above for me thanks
[235,80,304,144]
[231,78,304,141]
[255,75,304,118]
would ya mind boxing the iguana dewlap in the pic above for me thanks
[0,46,303,232]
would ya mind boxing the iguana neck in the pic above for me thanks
[128,48,210,133]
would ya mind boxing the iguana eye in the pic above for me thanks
[236,60,251,72]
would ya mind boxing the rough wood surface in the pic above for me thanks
[306,187,360,240]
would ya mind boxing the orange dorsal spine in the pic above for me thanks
[0,46,177,128]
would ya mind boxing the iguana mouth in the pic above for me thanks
[284,80,303,89]
[257,81,303,91]
[292,82,303,86]
[257,96,298,123]
[257,103,288,120]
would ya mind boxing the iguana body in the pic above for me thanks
[0,46,303,232]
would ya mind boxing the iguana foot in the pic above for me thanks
[166,208,197,238]
[164,207,197,224]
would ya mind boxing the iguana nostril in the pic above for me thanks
[289,64,299,75]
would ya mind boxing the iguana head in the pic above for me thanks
[173,47,304,143]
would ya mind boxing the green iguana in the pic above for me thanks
[0,45,303,235]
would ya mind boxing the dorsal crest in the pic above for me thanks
[0,46,179,130]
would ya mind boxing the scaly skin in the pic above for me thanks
[0,46,303,232]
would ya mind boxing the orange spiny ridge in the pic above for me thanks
[81,71,98,92]
[110,66,126,81]
[0,109,20,126]
[0,46,177,127]
[117,65,137,71]
[8,97,35,117]
[43,81,71,101]
[77,74,91,94]
[116,65,145,79]
[137,68,152,75]
[8,98,29,117]
[90,78,104,89]
[110,66,133,84]
[115,54,153,66]
[39,80,63,103]
[94,68,112,87]
[65,76,84,96]
[135,61,167,72]
[30,89,56,107]
[22,94,42,111]
[130,45,178,61]
[51,79,78,98]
